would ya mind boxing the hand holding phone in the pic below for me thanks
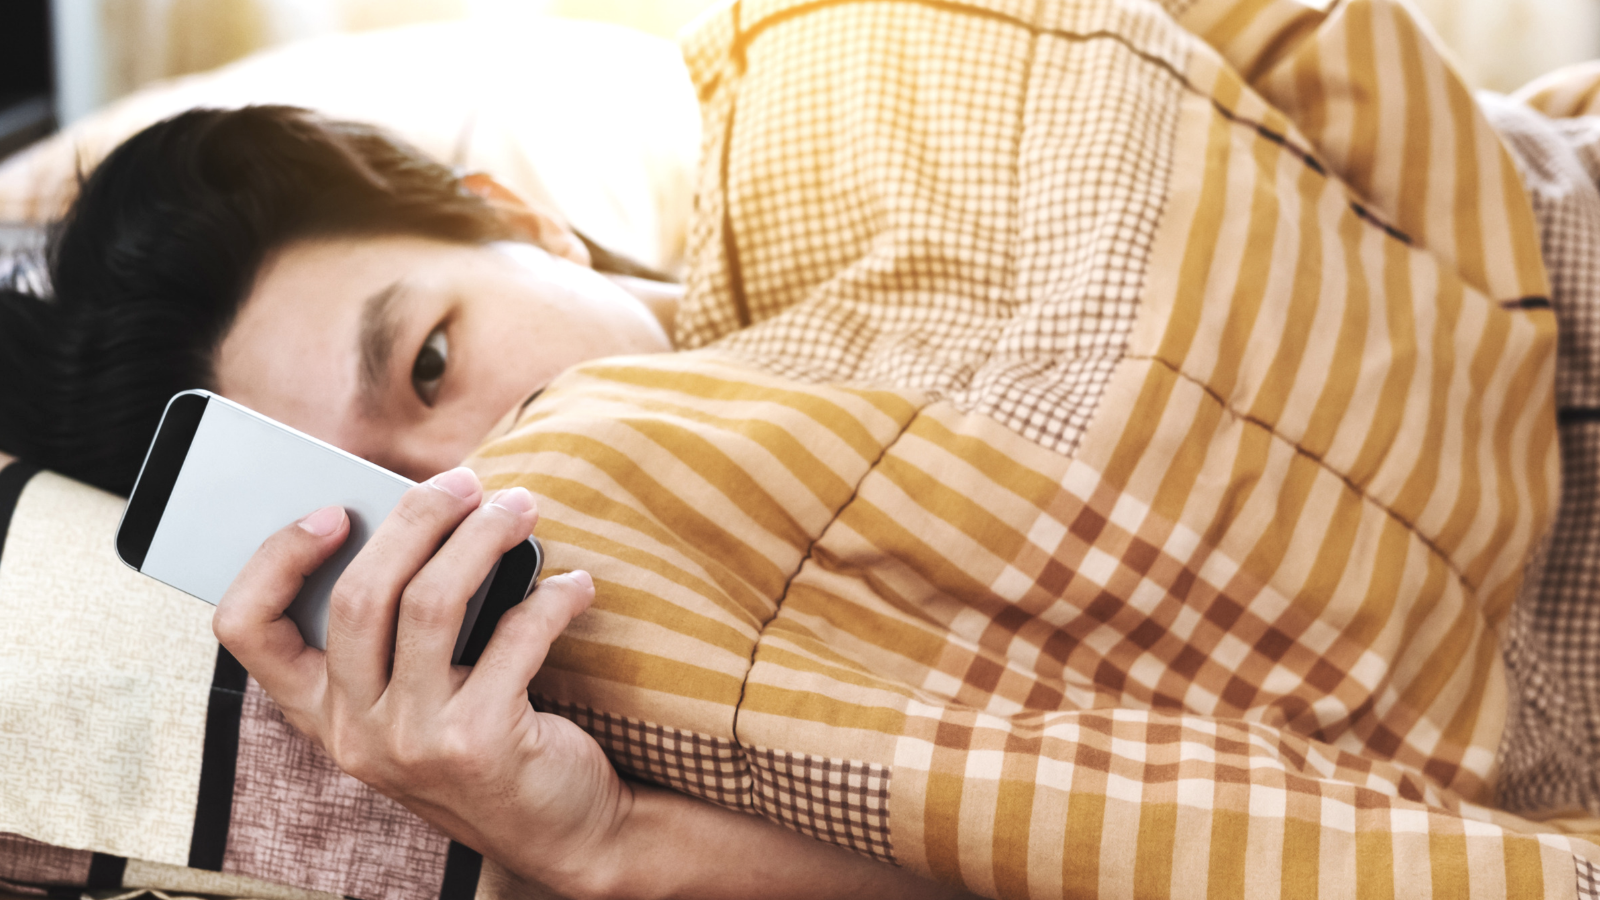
[116,391,542,664]
[211,460,627,891]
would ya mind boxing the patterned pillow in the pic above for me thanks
[0,464,488,900]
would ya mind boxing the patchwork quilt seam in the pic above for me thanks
[1125,350,1485,594]
[730,401,930,749]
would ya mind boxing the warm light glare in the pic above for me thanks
[55,0,726,122]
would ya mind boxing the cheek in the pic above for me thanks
[461,312,563,400]
[372,430,477,482]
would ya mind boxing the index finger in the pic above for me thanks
[214,505,350,709]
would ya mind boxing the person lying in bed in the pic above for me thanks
[5,0,1600,895]
[0,105,968,900]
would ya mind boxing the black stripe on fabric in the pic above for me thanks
[439,841,483,900]
[0,461,40,566]
[187,646,247,870]
[1348,201,1413,245]
[1559,407,1600,424]
[85,853,127,889]
[1502,296,1553,310]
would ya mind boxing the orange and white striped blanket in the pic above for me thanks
[462,0,1600,896]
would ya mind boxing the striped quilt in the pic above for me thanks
[463,0,1600,896]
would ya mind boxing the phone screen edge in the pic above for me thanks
[117,391,210,570]
[455,538,543,666]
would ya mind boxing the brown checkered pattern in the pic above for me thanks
[1481,93,1600,816]
[536,697,756,813]
[676,0,1186,460]
[830,424,1452,779]
[747,747,893,863]
[5,0,1596,897]
[1583,858,1600,900]
[534,707,896,861]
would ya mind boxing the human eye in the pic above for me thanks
[411,325,449,407]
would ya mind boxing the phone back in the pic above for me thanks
[120,391,538,663]
[139,395,410,650]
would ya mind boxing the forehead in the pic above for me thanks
[247,234,448,309]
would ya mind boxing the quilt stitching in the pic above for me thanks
[1123,351,1485,594]
[537,698,897,861]
[725,0,1412,244]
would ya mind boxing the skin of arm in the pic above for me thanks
[215,466,973,900]
[539,782,974,900]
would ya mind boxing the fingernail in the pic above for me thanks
[568,569,593,591]
[298,505,345,537]
[427,466,480,500]
[488,486,534,516]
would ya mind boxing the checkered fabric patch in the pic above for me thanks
[536,697,756,812]
[1481,94,1600,815]
[537,698,896,857]
[747,747,894,863]
[1580,858,1600,900]
[677,0,1185,460]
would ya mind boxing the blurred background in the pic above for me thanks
[2,0,1598,163]
[0,0,1597,266]
[0,0,728,268]
[0,0,725,160]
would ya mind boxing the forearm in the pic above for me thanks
[535,783,973,900]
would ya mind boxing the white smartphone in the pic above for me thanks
[115,390,542,665]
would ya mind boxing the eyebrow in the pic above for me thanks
[357,280,405,412]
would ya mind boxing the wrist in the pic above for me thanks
[514,780,645,900]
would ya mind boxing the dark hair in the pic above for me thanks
[0,106,523,496]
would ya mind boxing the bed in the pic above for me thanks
[7,0,1600,897]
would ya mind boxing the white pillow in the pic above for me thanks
[0,17,701,272]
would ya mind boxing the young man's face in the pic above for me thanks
[214,235,671,481]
